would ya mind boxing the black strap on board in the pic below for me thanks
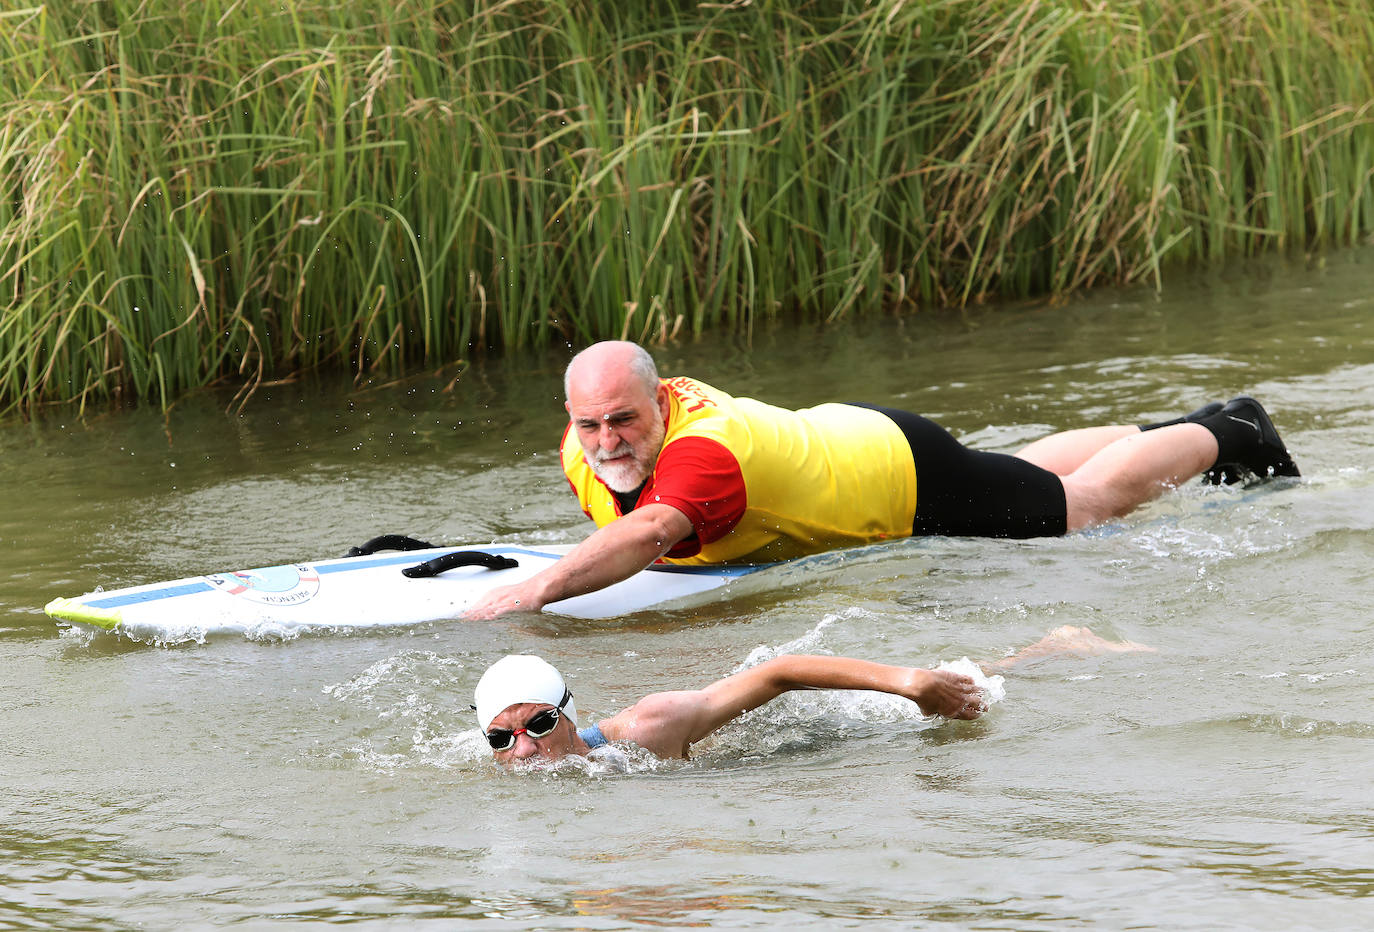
[343,534,438,557]
[401,551,519,579]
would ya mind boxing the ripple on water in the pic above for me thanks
[1230,712,1374,739]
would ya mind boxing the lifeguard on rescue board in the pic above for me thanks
[465,341,1299,620]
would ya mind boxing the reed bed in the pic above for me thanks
[2,0,1372,412]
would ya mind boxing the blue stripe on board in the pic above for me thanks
[87,581,213,608]
[313,548,524,574]
[74,546,769,608]
[316,547,766,578]
[638,560,764,578]
[496,547,767,577]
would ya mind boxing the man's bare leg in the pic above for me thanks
[1015,401,1229,476]
[1059,423,1218,531]
[1015,426,1141,475]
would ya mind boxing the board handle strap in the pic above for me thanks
[344,534,438,557]
[401,551,519,578]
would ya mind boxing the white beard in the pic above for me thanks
[587,417,665,494]
[590,443,648,493]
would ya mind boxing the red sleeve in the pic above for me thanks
[649,436,747,558]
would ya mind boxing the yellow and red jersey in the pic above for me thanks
[560,377,917,564]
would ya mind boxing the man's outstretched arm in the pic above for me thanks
[463,503,694,620]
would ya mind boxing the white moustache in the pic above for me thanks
[594,443,633,465]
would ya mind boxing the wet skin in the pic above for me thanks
[487,702,589,766]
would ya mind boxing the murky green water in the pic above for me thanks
[5,248,1374,928]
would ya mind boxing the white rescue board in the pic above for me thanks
[44,541,767,641]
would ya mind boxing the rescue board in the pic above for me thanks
[44,535,767,642]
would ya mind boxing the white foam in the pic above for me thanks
[935,656,1007,705]
[734,609,855,670]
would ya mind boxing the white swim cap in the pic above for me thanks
[473,655,578,732]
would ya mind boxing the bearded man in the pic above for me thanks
[465,341,1297,619]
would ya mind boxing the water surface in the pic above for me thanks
[4,249,1374,928]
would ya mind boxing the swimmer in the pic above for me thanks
[473,625,1150,765]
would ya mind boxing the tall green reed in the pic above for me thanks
[1,0,1371,413]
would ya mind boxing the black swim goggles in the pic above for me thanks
[484,689,572,751]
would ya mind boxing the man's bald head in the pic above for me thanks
[564,341,660,403]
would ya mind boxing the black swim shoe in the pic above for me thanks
[1138,400,1223,432]
[1184,401,1225,423]
[1201,395,1301,485]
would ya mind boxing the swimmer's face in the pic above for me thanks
[566,368,669,494]
[486,702,580,767]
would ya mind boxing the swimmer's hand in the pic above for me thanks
[906,668,986,720]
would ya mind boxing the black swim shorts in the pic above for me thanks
[848,404,1068,539]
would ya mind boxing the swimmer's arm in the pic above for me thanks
[463,503,694,620]
[601,655,986,759]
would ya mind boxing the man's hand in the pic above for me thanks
[461,504,695,621]
[464,582,545,620]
